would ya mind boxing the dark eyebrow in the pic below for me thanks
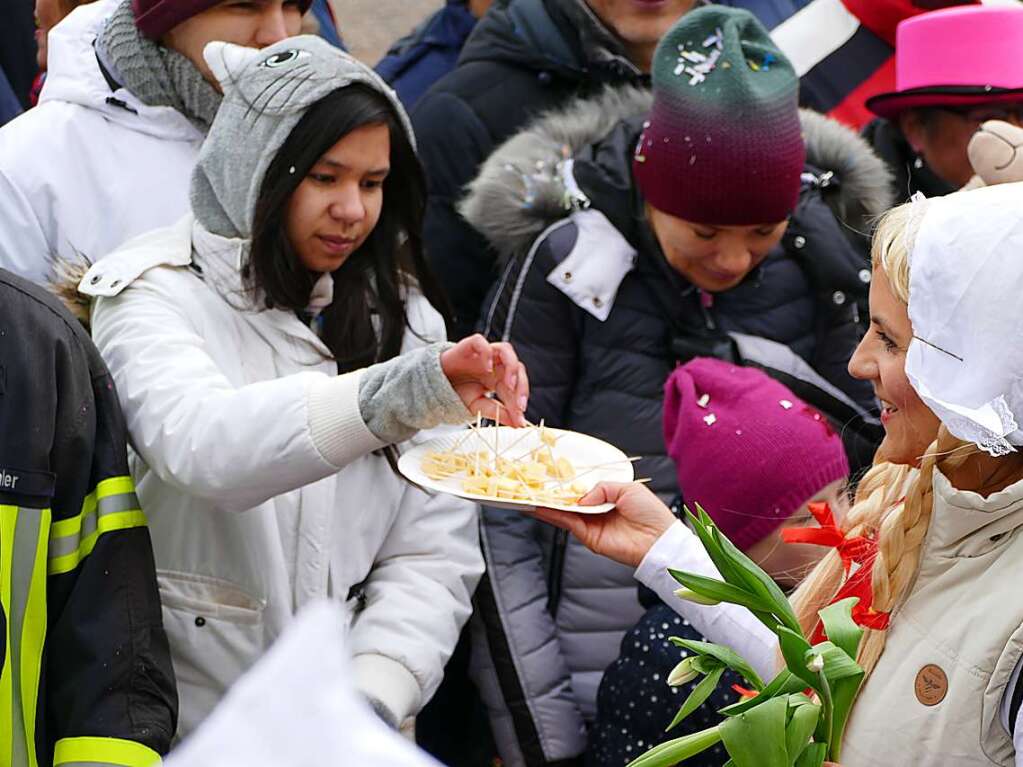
[318,159,389,175]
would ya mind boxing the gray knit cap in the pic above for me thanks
[191,36,415,241]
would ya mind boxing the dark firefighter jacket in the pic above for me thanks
[0,269,176,766]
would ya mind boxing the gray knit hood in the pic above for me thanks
[191,35,414,241]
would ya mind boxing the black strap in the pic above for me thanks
[1009,669,1023,736]
[475,572,550,765]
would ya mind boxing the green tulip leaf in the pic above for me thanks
[719,695,790,767]
[818,598,864,661]
[812,643,865,762]
[813,658,833,747]
[626,725,723,767]
[670,639,765,690]
[813,642,865,686]
[666,666,726,731]
[785,700,821,763]
[668,569,772,613]
[776,627,819,691]
[685,508,751,592]
[794,742,828,767]
[689,655,724,675]
[710,523,802,635]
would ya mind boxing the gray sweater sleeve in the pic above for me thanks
[357,342,472,444]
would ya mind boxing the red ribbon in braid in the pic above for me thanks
[780,501,891,643]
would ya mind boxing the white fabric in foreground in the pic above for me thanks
[905,183,1023,456]
[166,601,441,767]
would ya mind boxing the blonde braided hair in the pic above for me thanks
[789,202,976,679]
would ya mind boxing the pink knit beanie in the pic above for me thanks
[132,0,313,40]
[663,358,849,552]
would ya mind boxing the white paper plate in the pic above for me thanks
[398,426,633,514]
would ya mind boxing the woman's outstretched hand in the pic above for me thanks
[528,482,677,568]
[440,334,530,427]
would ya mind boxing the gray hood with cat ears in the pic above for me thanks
[190,36,415,241]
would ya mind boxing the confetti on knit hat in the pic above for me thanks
[633,6,805,226]
[663,358,849,552]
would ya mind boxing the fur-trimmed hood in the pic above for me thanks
[459,85,894,264]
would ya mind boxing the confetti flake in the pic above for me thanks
[779,400,793,410]
[697,394,710,408]
[703,28,724,50]
[675,36,723,85]
[703,414,717,426]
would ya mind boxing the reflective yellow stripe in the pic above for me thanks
[1,506,16,766]
[53,737,162,767]
[49,477,147,576]
[0,505,49,767]
[20,508,48,767]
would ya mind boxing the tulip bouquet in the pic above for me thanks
[627,507,865,767]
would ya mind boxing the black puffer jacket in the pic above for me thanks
[460,86,892,767]
[412,0,648,337]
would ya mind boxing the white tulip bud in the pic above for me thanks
[667,657,699,687]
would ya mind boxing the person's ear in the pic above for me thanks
[898,110,927,154]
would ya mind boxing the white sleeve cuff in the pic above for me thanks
[635,521,780,682]
[352,653,423,725]
[307,370,386,469]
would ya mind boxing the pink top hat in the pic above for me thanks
[867,5,1023,119]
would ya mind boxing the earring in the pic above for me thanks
[913,156,924,170]
[288,166,296,175]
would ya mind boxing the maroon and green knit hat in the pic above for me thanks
[632,6,805,226]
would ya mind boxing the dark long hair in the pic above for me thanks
[248,84,450,373]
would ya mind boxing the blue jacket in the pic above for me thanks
[376,0,478,109]
[311,0,345,49]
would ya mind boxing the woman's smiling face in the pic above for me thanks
[847,266,941,466]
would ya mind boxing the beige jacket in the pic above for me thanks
[842,469,1023,766]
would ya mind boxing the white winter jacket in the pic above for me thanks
[0,0,201,281]
[82,215,483,739]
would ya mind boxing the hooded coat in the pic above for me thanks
[0,0,203,282]
[458,86,892,766]
[77,37,482,739]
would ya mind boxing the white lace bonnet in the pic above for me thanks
[904,182,1023,456]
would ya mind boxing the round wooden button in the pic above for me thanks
[915,664,948,706]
